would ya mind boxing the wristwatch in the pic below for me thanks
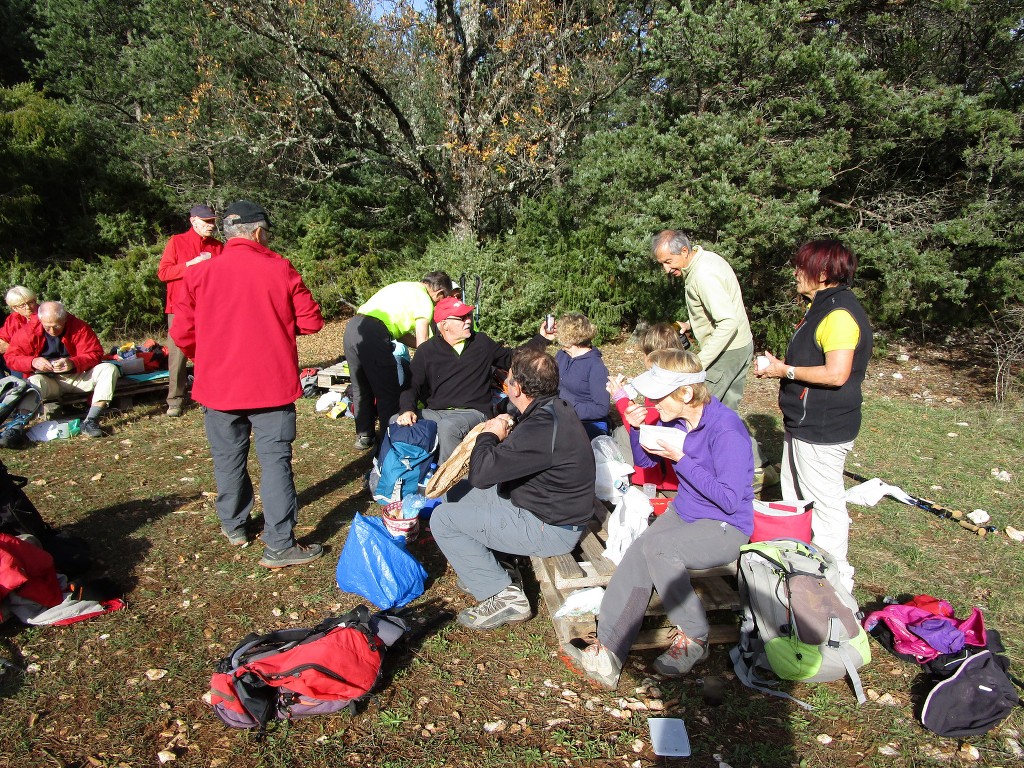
[785,366,796,380]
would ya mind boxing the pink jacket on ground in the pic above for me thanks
[863,603,986,662]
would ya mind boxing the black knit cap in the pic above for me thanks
[223,200,272,228]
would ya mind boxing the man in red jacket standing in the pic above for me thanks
[171,201,325,569]
[157,204,223,417]
[5,301,119,438]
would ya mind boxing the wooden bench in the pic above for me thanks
[532,524,741,650]
[59,371,170,411]
[317,362,350,392]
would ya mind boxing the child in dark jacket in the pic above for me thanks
[555,313,610,440]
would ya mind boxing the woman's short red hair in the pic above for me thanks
[792,239,857,286]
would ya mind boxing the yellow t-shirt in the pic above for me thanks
[815,309,860,353]
[358,282,434,339]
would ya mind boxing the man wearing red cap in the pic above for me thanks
[395,297,552,462]
[157,204,223,417]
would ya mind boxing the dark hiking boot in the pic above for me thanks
[259,543,324,569]
[353,434,375,451]
[80,418,104,438]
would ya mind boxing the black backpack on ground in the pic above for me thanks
[0,458,53,540]
[0,457,92,576]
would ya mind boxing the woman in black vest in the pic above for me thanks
[757,240,872,593]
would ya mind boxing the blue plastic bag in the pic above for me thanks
[336,513,428,610]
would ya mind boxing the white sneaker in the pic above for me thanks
[561,641,622,689]
[456,584,531,630]
[652,629,708,676]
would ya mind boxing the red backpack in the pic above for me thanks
[207,606,408,730]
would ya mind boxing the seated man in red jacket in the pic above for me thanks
[5,301,119,438]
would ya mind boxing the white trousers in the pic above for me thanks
[780,432,855,592]
[29,362,120,407]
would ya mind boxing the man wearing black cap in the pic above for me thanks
[158,204,223,417]
[171,200,326,569]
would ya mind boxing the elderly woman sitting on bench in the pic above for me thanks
[562,349,754,689]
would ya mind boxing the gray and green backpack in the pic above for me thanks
[729,539,871,709]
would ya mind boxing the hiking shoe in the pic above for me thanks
[166,405,183,417]
[456,584,531,630]
[80,418,104,438]
[221,526,249,546]
[561,641,622,689]
[259,543,324,569]
[353,434,375,451]
[652,629,708,676]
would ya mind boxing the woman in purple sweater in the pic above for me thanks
[562,349,754,689]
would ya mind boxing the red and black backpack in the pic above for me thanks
[207,605,408,731]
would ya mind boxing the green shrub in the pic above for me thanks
[51,248,165,339]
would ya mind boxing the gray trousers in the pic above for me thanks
[705,342,753,411]
[166,313,188,408]
[597,512,748,663]
[707,342,761,466]
[204,404,298,551]
[431,482,583,601]
[422,408,485,463]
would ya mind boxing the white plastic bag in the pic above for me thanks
[845,477,914,507]
[315,390,343,412]
[604,486,651,565]
[553,586,605,618]
[25,419,79,442]
[592,435,634,502]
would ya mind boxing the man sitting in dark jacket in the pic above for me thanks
[395,296,551,462]
[430,347,597,630]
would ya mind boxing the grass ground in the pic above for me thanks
[0,321,1021,767]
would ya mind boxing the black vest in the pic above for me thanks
[778,285,872,444]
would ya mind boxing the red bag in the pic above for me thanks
[750,499,814,544]
[207,606,407,730]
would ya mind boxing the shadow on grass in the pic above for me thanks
[299,454,375,546]
[58,495,181,592]
[368,598,456,704]
[747,412,785,465]
[0,631,26,700]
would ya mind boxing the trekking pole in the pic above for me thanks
[473,275,482,328]
[844,470,996,537]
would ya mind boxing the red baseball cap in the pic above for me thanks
[433,296,475,325]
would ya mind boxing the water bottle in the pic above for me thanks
[418,462,438,495]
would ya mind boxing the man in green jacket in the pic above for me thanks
[651,230,754,412]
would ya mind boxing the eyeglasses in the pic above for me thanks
[10,301,36,311]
